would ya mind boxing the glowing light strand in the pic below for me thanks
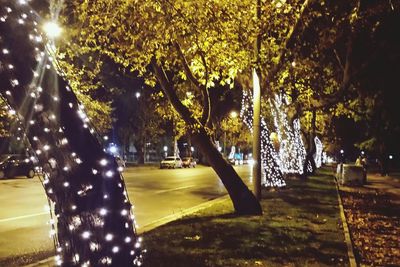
[313,136,322,168]
[0,3,143,266]
[240,90,285,187]
[270,94,306,175]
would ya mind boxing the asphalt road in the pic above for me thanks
[0,164,252,263]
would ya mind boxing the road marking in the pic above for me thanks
[155,185,196,194]
[0,211,48,223]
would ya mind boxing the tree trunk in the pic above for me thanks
[0,4,142,265]
[191,128,262,215]
[302,109,317,177]
[151,60,262,215]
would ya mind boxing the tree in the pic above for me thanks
[115,85,165,163]
[0,2,143,265]
[60,0,263,215]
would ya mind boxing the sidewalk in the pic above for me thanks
[339,172,400,266]
[364,172,400,197]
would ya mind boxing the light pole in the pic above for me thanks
[251,0,262,201]
[163,145,168,158]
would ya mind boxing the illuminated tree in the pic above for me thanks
[0,2,142,266]
[241,90,285,187]
[59,0,264,215]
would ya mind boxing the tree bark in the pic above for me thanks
[302,109,317,177]
[191,128,262,215]
[151,60,262,215]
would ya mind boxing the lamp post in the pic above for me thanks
[42,21,62,38]
[163,145,168,158]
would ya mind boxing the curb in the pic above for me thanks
[334,178,358,267]
[138,195,229,233]
[24,196,230,267]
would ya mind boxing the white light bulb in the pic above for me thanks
[100,159,107,166]
[82,231,91,239]
[99,208,107,216]
[112,246,119,253]
[105,170,113,177]
[105,233,113,241]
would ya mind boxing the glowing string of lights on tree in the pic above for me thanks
[0,2,143,266]
[313,136,322,168]
[240,90,285,187]
[270,94,306,175]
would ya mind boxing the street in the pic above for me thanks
[0,164,252,264]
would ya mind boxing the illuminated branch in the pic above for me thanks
[151,58,195,126]
[174,42,211,126]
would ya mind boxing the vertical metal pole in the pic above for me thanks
[252,70,262,200]
[253,0,262,200]
[223,131,227,156]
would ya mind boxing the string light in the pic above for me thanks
[0,2,143,265]
[270,94,306,175]
[241,90,285,187]
[314,136,323,168]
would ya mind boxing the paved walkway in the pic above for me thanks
[364,172,400,197]
[340,172,400,198]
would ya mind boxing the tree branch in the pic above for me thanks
[263,0,311,92]
[174,42,211,126]
[198,51,211,126]
[174,42,202,89]
[150,58,195,125]
[334,49,345,71]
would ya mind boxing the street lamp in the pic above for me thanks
[43,21,62,38]
[230,111,238,118]
[108,144,118,154]
[163,146,168,158]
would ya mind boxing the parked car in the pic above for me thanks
[0,154,36,179]
[182,157,196,168]
[160,156,183,169]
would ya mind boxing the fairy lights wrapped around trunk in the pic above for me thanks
[0,2,143,266]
